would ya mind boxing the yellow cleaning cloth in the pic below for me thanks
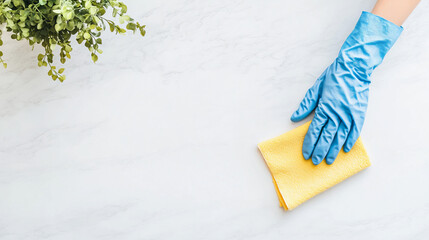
[258,122,371,210]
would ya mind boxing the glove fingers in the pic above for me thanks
[325,121,349,165]
[311,118,339,165]
[290,82,322,122]
[343,123,360,152]
[302,108,328,160]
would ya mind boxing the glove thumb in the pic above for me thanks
[290,83,320,122]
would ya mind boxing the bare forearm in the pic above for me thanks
[372,0,420,26]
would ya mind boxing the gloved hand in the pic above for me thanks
[291,12,403,165]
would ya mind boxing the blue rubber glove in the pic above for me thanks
[291,12,403,165]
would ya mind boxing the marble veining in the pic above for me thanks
[0,0,428,239]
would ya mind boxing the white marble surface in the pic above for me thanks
[1,0,429,239]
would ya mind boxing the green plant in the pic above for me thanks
[0,0,145,81]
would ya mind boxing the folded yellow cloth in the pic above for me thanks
[258,122,371,210]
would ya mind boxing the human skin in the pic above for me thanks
[372,0,421,26]
[292,0,422,164]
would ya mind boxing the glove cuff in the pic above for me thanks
[338,11,403,79]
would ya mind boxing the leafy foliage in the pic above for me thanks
[0,0,145,81]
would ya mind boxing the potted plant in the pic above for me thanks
[0,0,145,81]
